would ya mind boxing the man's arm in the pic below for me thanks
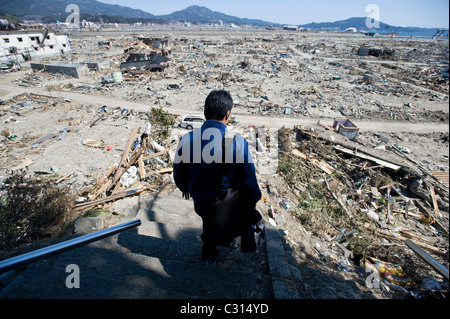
[173,136,190,195]
[234,135,262,206]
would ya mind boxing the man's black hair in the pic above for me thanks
[204,90,233,121]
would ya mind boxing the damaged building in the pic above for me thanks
[120,52,169,71]
[0,29,72,64]
[136,36,171,56]
[120,36,171,71]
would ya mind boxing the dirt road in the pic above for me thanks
[1,82,447,134]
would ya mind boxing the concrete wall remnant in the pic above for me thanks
[30,63,88,78]
[357,47,396,57]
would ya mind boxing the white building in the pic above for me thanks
[283,25,299,31]
[0,29,71,64]
[81,20,99,28]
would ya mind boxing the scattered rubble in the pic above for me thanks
[258,123,449,299]
[0,29,448,299]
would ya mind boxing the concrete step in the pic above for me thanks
[109,190,196,213]
[148,193,198,217]
[89,227,269,275]
[0,262,196,299]
[135,220,203,243]
[137,206,202,229]
[111,192,201,228]
[1,241,272,299]
[140,192,198,215]
[0,189,300,299]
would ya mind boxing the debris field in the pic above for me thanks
[0,28,449,299]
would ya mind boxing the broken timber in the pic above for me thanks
[75,124,173,211]
[295,126,402,171]
[75,186,153,212]
[333,145,401,171]
[290,148,333,175]
[110,128,137,190]
[414,199,449,235]
[430,171,449,188]
[363,223,446,256]
[323,174,353,218]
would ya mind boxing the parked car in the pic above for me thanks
[280,53,292,58]
[179,114,205,130]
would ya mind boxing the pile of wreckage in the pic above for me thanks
[119,37,171,75]
[74,123,175,213]
[95,37,172,85]
[275,123,449,298]
[22,36,172,85]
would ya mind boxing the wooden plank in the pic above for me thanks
[415,199,449,235]
[75,186,152,211]
[400,230,435,246]
[429,186,440,217]
[363,224,446,256]
[430,171,449,187]
[111,182,123,195]
[142,149,168,161]
[127,147,145,168]
[112,128,137,186]
[138,155,146,179]
[156,167,173,175]
[291,149,307,159]
[99,163,118,185]
[82,138,103,148]
[56,171,73,184]
[333,145,401,171]
[310,158,334,175]
[90,180,111,201]
[110,149,144,195]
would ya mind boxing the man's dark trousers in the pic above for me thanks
[194,204,233,259]
[194,204,259,259]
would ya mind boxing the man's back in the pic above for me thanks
[172,89,262,263]
[173,119,261,209]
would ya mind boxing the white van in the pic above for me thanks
[179,114,206,130]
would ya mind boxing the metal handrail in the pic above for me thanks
[0,219,141,274]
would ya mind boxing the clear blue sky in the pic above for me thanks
[99,0,449,28]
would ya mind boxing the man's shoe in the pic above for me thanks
[228,240,240,250]
[221,239,239,250]
[201,246,218,266]
[201,257,217,266]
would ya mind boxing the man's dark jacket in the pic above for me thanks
[173,120,261,210]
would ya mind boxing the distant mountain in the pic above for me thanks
[299,17,440,36]
[157,5,276,26]
[0,0,155,20]
[0,0,442,34]
[0,1,276,26]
